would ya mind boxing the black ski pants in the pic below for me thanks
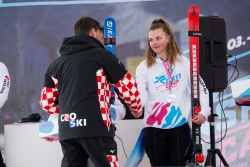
[60,136,118,167]
[0,151,6,167]
[144,123,191,166]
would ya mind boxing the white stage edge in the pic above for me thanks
[4,120,150,167]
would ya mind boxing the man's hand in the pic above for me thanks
[192,114,206,125]
[131,111,143,118]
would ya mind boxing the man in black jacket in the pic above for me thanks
[40,17,142,167]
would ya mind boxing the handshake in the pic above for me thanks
[131,109,143,118]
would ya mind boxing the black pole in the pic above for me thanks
[208,90,216,166]
[204,90,229,167]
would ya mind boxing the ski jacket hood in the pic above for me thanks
[59,35,104,55]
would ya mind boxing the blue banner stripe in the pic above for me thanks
[0,0,156,7]
[183,49,250,63]
[213,75,250,103]
[227,50,250,62]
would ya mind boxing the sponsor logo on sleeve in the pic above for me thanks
[0,75,10,94]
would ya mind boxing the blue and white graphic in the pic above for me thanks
[104,17,116,55]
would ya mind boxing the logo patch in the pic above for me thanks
[61,112,87,127]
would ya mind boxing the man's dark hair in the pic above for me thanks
[99,25,104,34]
[74,17,101,36]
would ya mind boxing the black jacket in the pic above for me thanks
[41,35,132,140]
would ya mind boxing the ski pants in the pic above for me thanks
[60,136,119,167]
[0,150,6,167]
[144,123,191,166]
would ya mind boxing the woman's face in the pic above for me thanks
[148,28,169,56]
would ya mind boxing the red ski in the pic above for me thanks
[188,5,204,166]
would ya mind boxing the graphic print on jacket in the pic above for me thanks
[146,102,186,128]
[96,68,112,129]
[146,67,186,128]
[154,71,181,93]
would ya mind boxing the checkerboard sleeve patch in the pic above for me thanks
[96,68,112,128]
[39,76,59,114]
[107,155,119,167]
[114,72,142,113]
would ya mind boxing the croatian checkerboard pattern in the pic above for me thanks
[107,155,119,167]
[96,68,112,128]
[114,72,142,113]
[40,76,59,115]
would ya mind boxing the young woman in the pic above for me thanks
[134,18,211,166]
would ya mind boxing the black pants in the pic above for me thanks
[0,151,6,167]
[60,137,118,167]
[144,123,190,166]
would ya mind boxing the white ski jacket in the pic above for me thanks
[136,55,210,129]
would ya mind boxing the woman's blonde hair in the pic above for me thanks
[145,18,181,68]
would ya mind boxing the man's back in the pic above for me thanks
[41,35,127,140]
[39,16,142,167]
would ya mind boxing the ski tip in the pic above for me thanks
[188,5,199,11]
[188,5,200,16]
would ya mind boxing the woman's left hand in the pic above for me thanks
[192,114,206,125]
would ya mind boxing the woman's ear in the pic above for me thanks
[166,35,170,43]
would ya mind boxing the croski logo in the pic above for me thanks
[60,113,87,127]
